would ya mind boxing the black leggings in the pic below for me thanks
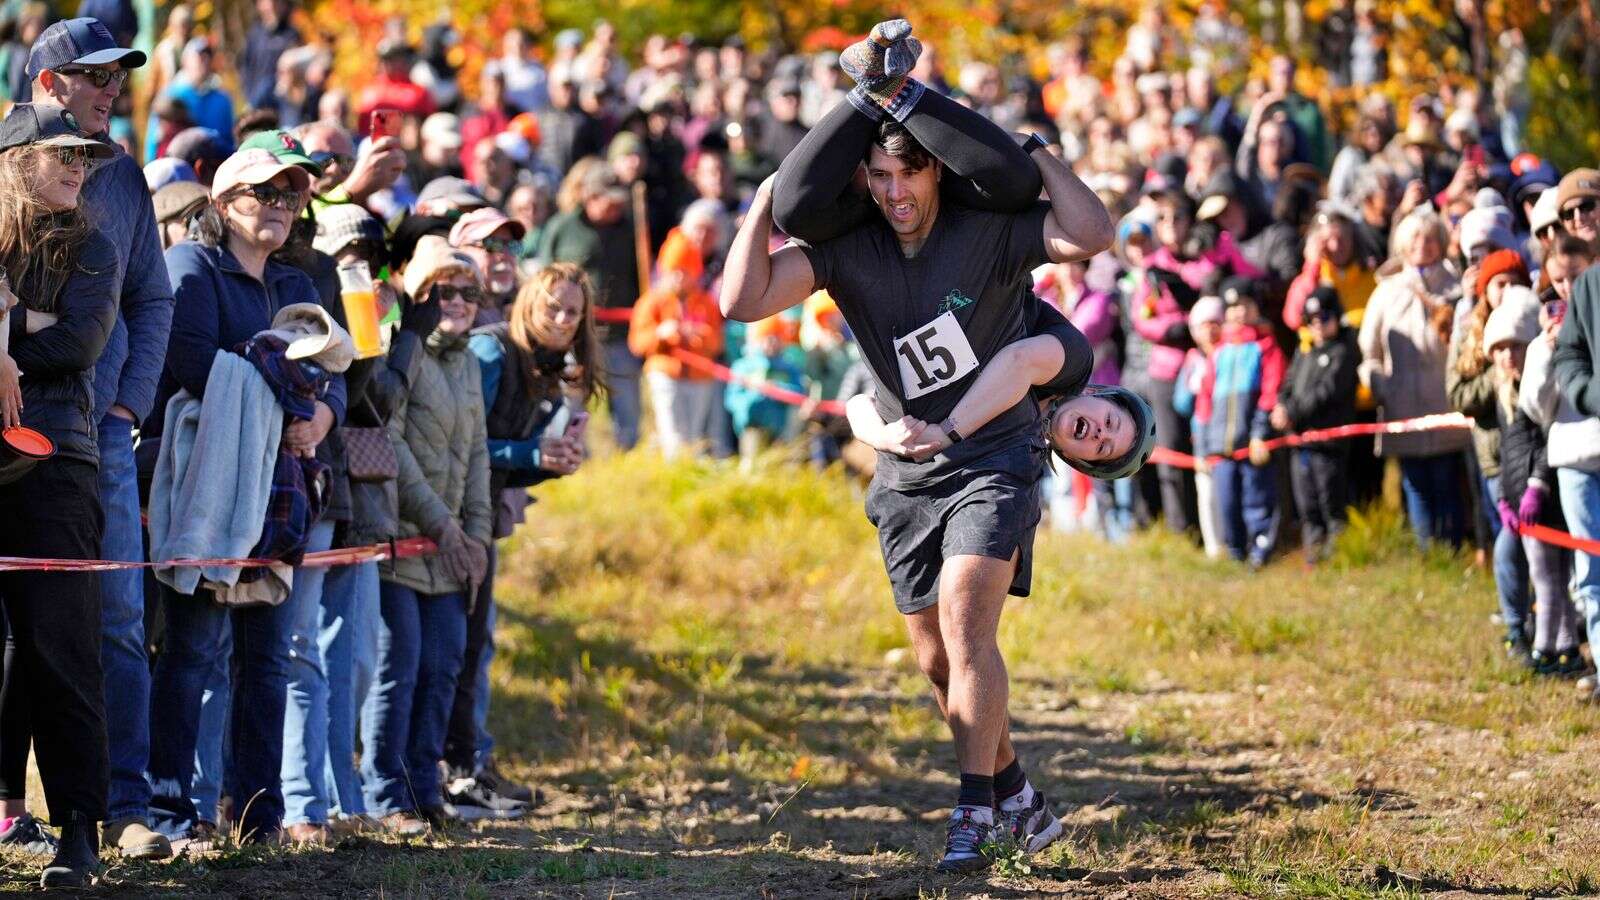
[772,90,1043,244]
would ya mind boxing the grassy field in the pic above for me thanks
[7,450,1600,898]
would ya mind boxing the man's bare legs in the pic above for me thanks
[904,551,1017,782]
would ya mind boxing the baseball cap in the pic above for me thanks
[26,17,146,83]
[144,156,197,192]
[165,126,230,166]
[0,102,114,157]
[421,112,463,150]
[448,207,526,247]
[1172,107,1202,130]
[237,129,323,177]
[1302,286,1344,322]
[261,302,355,371]
[1556,168,1600,211]
[415,176,486,213]
[210,147,312,199]
[152,180,209,224]
[313,203,385,256]
[581,165,627,203]
[555,28,585,51]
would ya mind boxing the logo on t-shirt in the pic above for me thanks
[938,289,975,314]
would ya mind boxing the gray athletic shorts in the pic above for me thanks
[865,450,1045,615]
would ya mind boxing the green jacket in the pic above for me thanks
[380,330,493,596]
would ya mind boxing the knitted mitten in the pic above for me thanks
[840,20,926,123]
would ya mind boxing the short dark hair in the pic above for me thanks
[1557,233,1595,261]
[867,120,933,173]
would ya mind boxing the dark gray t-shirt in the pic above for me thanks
[798,202,1053,489]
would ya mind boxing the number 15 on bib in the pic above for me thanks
[893,311,980,401]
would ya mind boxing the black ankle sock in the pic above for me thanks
[994,758,1026,801]
[957,773,995,809]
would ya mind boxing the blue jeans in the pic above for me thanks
[280,522,337,826]
[1399,454,1466,549]
[603,340,642,451]
[324,561,378,818]
[1211,457,1279,564]
[1557,468,1600,643]
[97,416,152,823]
[362,582,466,816]
[148,588,293,840]
[1483,476,1531,633]
[188,627,230,829]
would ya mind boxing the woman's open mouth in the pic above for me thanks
[1074,416,1089,440]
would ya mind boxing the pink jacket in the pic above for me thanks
[1132,232,1264,382]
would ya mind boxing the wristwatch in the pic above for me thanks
[940,417,963,444]
[1020,132,1049,155]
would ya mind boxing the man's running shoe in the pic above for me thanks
[446,772,528,820]
[0,813,57,856]
[997,791,1064,854]
[936,806,995,873]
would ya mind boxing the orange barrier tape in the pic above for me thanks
[0,537,437,573]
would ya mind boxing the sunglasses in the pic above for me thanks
[471,237,517,255]
[228,182,305,211]
[433,284,482,305]
[53,66,129,89]
[1537,223,1564,242]
[1562,198,1598,224]
[50,145,92,167]
[308,150,353,171]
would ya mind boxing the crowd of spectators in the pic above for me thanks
[0,0,1595,889]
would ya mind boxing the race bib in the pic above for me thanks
[893,311,979,400]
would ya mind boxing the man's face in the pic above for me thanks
[583,192,623,225]
[475,143,512,189]
[301,126,354,194]
[694,153,726,200]
[41,63,126,136]
[1049,395,1134,465]
[865,147,940,239]
[1562,196,1600,242]
[462,226,518,297]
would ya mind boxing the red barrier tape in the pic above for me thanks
[669,348,848,417]
[594,306,634,324]
[1149,413,1474,469]
[0,537,437,573]
[1517,523,1600,556]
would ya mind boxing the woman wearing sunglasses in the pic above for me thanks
[144,145,342,846]
[0,102,118,888]
[363,238,491,835]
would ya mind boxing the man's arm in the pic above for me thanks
[719,178,818,323]
[114,174,176,422]
[909,335,1066,461]
[1033,147,1113,263]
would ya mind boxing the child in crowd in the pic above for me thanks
[629,230,724,458]
[1273,287,1360,563]
[1201,281,1285,568]
[798,292,857,467]
[726,315,805,468]
[1489,287,1585,675]
[1173,296,1225,559]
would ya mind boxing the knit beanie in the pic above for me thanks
[1476,248,1529,299]
[1482,285,1541,350]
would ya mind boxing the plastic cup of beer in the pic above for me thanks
[337,261,382,359]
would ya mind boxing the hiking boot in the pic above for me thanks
[1532,649,1586,679]
[39,812,99,890]
[935,806,995,874]
[996,791,1063,854]
[103,817,173,861]
[0,813,57,856]
[378,812,430,837]
[446,773,528,821]
[1504,632,1534,669]
[477,760,538,806]
[420,804,458,830]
